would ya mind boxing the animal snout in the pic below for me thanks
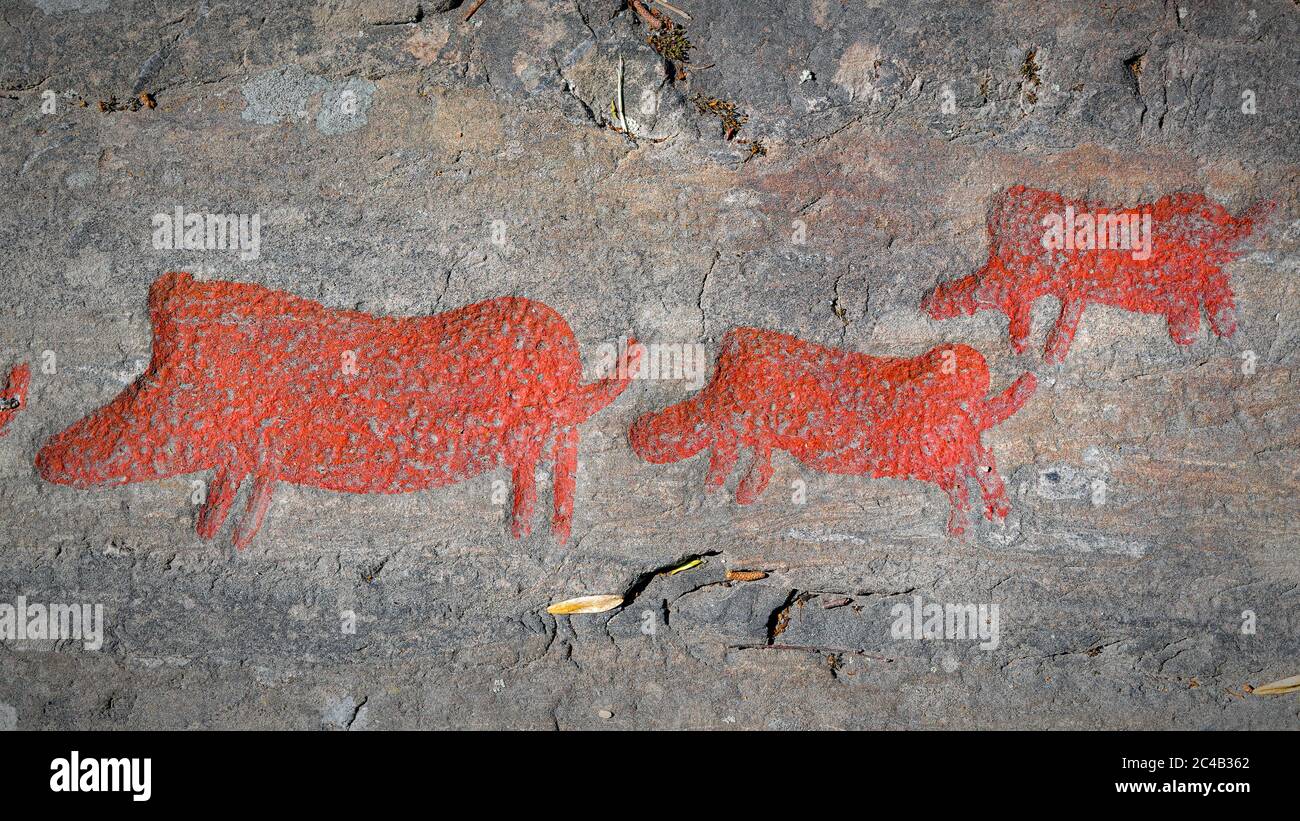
[35,439,79,486]
[628,413,672,463]
[35,419,126,488]
[628,406,709,464]
[921,286,960,319]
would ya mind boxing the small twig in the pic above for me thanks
[463,0,488,22]
[628,0,666,29]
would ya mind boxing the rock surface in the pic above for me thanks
[0,0,1297,729]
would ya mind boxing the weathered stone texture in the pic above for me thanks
[0,0,1296,728]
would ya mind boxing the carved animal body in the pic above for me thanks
[35,272,638,548]
[628,328,1037,534]
[923,185,1271,363]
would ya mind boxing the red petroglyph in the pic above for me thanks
[629,328,1036,535]
[923,185,1273,363]
[35,272,640,549]
[0,363,30,437]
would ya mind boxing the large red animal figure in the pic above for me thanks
[629,328,1037,534]
[923,185,1272,363]
[36,272,639,549]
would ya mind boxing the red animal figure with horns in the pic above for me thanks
[923,185,1272,363]
[629,328,1036,534]
[36,272,639,548]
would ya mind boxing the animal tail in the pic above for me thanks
[1232,199,1277,244]
[0,363,30,437]
[564,337,643,425]
[979,372,1037,431]
[1241,199,1276,226]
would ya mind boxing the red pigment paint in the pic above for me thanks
[923,185,1272,363]
[35,272,640,549]
[629,328,1036,535]
[0,363,30,437]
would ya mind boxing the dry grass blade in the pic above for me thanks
[668,558,703,575]
[654,0,691,21]
[617,56,629,134]
[547,594,623,615]
[1252,673,1300,696]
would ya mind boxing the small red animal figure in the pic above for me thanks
[629,328,1037,534]
[0,363,30,437]
[923,185,1272,363]
[36,272,639,549]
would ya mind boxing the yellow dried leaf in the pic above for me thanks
[726,570,768,582]
[546,595,623,615]
[668,558,703,575]
[1252,674,1300,696]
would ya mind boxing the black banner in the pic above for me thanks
[1,731,1286,807]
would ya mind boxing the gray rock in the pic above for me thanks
[0,0,1295,729]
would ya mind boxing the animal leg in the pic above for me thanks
[972,446,1010,521]
[735,440,773,505]
[1006,302,1032,355]
[510,454,539,539]
[1166,304,1201,345]
[705,436,738,490]
[550,426,578,543]
[196,465,241,540]
[1204,289,1238,338]
[1044,298,1086,364]
[232,474,276,551]
[939,472,971,536]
